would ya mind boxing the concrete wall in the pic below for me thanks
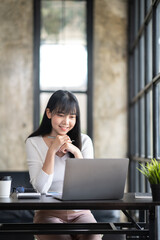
[93,0,127,158]
[0,0,127,170]
[0,0,33,170]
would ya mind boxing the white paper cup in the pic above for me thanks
[0,176,12,198]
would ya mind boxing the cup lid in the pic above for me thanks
[0,176,12,181]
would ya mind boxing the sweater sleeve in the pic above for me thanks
[81,134,94,158]
[26,138,53,193]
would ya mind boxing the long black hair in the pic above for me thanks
[28,90,82,151]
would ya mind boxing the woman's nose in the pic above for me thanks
[62,116,69,124]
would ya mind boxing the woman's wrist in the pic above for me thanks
[73,149,83,158]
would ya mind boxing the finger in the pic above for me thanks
[58,135,70,142]
[59,143,69,152]
[63,149,68,153]
[60,146,68,153]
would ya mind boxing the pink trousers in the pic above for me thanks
[34,210,102,240]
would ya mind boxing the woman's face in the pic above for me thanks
[46,109,76,136]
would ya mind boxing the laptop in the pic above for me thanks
[55,158,129,201]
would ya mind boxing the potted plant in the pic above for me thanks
[138,158,160,201]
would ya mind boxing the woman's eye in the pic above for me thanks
[57,114,64,117]
[70,115,76,119]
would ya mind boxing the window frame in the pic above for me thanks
[33,0,94,138]
[128,0,160,192]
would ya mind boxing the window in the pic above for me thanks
[33,0,93,137]
[128,0,160,192]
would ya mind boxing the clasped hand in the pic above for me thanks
[51,135,76,155]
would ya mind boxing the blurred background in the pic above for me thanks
[0,0,127,170]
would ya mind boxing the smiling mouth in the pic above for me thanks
[59,126,69,131]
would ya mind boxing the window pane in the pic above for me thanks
[129,54,134,100]
[155,3,160,75]
[130,106,135,155]
[40,44,87,91]
[156,82,160,158]
[40,93,51,122]
[145,0,152,14]
[41,1,86,44]
[40,0,87,91]
[135,161,139,191]
[41,1,62,43]
[146,90,153,158]
[134,45,139,96]
[139,33,145,90]
[135,102,139,156]
[74,93,87,134]
[134,0,139,38]
[140,96,145,157]
[139,162,145,192]
[140,0,145,27]
[146,19,152,83]
[63,1,86,44]
[40,92,87,134]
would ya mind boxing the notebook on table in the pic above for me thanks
[54,158,129,201]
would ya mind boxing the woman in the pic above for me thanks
[26,90,101,240]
